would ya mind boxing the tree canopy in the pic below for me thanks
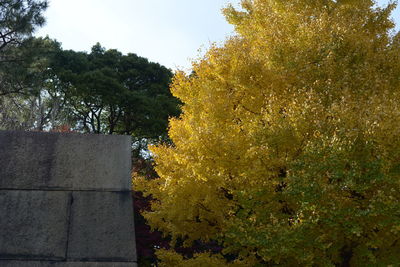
[0,0,48,95]
[0,0,56,129]
[51,43,180,137]
[135,0,400,265]
[0,0,48,50]
[0,37,65,130]
[0,39,180,140]
[0,1,180,137]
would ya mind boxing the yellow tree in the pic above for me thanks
[135,0,400,265]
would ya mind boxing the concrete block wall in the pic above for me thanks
[0,131,137,267]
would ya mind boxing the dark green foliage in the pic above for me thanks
[0,0,48,50]
[51,43,180,137]
[0,1,179,139]
[0,37,73,130]
[0,0,48,96]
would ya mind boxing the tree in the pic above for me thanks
[0,0,47,50]
[0,37,73,131]
[0,0,48,95]
[135,0,400,265]
[51,43,180,138]
[0,1,57,130]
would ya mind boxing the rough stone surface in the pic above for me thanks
[0,190,70,260]
[67,191,137,262]
[0,131,136,265]
[0,131,131,191]
[0,261,137,267]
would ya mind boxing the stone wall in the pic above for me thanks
[0,131,137,267]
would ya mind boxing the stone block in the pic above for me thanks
[0,131,131,191]
[0,190,70,260]
[0,131,58,189]
[67,191,136,262]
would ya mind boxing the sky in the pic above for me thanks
[36,0,399,71]
[36,0,241,71]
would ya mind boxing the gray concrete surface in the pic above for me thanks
[0,190,70,260]
[0,131,132,191]
[0,131,137,266]
[67,191,137,262]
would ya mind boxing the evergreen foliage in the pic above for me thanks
[51,43,180,136]
[0,0,48,96]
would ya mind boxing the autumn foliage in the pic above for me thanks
[135,0,400,265]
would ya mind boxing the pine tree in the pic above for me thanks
[0,0,48,51]
[0,0,48,96]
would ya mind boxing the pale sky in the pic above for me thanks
[36,0,399,71]
[36,0,241,71]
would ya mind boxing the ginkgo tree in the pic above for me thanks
[134,0,400,265]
